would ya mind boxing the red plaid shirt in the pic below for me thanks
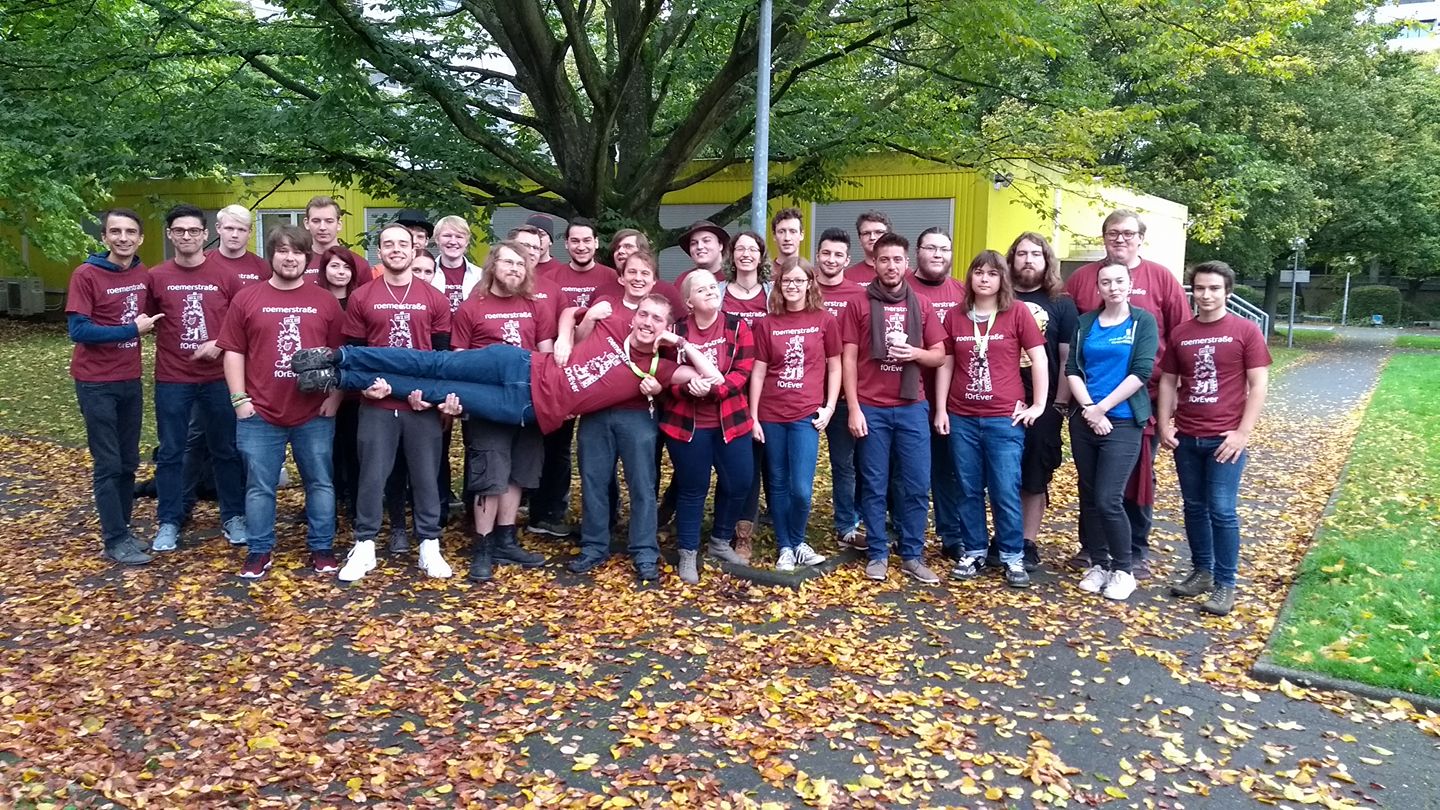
[659,313,755,443]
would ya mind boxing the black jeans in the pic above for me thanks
[530,418,575,523]
[1069,417,1142,572]
[76,379,143,547]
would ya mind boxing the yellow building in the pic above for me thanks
[4,154,1186,304]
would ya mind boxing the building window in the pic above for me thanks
[255,210,305,258]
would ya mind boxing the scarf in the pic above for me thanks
[867,279,924,401]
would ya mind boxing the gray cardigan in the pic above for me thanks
[1066,307,1158,426]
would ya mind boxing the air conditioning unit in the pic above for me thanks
[3,277,46,317]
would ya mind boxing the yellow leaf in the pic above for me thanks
[1279,679,1308,700]
[434,625,455,633]
[435,784,453,794]
[1105,786,1129,799]
[857,774,883,789]
[400,721,417,733]
[573,753,599,772]
[247,735,279,750]
[984,787,1004,801]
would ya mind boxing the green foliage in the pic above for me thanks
[1272,353,1440,696]
[1232,284,1265,309]
[1339,286,1403,325]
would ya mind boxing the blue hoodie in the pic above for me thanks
[68,251,144,344]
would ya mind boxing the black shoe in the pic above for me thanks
[1022,540,1041,571]
[492,525,545,567]
[567,553,608,574]
[529,519,577,538]
[297,367,338,393]
[387,529,411,555]
[1170,569,1215,598]
[1004,561,1031,589]
[941,545,962,562]
[984,544,1002,569]
[103,541,153,566]
[1201,585,1236,615]
[290,346,337,372]
[468,533,493,582]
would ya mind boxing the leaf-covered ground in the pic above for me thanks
[2,339,1438,808]
[1270,352,1440,695]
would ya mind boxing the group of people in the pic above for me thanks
[67,198,1269,614]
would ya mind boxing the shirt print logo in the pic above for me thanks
[275,314,302,372]
[778,334,806,389]
[966,343,993,399]
[563,338,625,391]
[447,287,463,313]
[181,291,208,346]
[1192,344,1218,397]
[501,319,522,347]
[119,291,140,349]
[388,311,414,348]
[1021,302,1049,370]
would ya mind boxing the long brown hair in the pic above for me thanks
[1005,231,1063,298]
[479,240,535,299]
[965,250,1015,312]
[727,230,770,282]
[768,256,823,315]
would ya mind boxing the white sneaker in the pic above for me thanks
[338,539,377,582]
[418,538,452,579]
[1078,565,1109,594]
[1103,570,1137,601]
[794,542,827,567]
[775,548,797,572]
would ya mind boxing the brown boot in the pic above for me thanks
[733,520,754,564]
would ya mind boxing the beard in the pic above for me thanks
[492,272,525,296]
[272,262,306,282]
[1013,265,1044,290]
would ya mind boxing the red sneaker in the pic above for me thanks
[311,550,340,574]
[240,552,273,580]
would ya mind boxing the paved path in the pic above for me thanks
[0,342,1436,808]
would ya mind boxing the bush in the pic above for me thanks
[1278,293,1303,317]
[1342,285,1402,325]
[1232,284,1265,309]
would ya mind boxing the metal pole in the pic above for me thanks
[1287,246,1299,349]
[1341,271,1351,326]
[749,0,773,233]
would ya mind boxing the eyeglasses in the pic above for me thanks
[780,278,809,288]
[732,246,762,255]
[169,227,205,237]
[859,229,888,238]
[919,244,952,253]
[1103,230,1140,241]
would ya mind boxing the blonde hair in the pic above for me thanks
[216,204,252,227]
[433,215,471,238]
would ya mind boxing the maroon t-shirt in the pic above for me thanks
[841,295,946,408]
[543,262,614,309]
[680,315,728,429]
[943,306,1045,418]
[720,286,768,330]
[1161,314,1272,437]
[343,277,454,411]
[535,258,567,278]
[530,320,679,433]
[1065,258,1190,379]
[305,246,372,285]
[845,261,877,288]
[148,258,239,383]
[206,250,270,287]
[819,280,867,323]
[911,274,967,410]
[753,309,842,423]
[452,292,556,351]
[216,282,342,427]
[439,263,468,313]
[66,260,151,383]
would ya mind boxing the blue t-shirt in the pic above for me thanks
[1083,316,1135,420]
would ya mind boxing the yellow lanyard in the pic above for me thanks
[622,337,660,416]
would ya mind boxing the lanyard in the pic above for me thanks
[622,337,661,416]
[971,309,996,364]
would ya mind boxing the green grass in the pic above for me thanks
[1395,333,1440,351]
[1270,353,1440,696]
[1273,325,1339,345]
[1267,345,1305,375]
[0,320,157,448]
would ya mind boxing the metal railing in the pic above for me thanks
[1182,286,1270,335]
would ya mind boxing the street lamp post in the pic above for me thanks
[749,0,773,233]
[1287,236,1306,349]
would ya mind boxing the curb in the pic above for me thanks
[1248,354,1440,711]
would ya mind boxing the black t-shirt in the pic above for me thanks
[1014,288,1078,403]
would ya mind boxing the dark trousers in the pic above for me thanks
[355,407,444,541]
[532,418,575,523]
[76,379,143,546]
[1070,418,1142,572]
[332,399,361,518]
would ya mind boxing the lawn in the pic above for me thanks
[1268,352,1440,697]
[1395,333,1440,350]
[1273,325,1339,346]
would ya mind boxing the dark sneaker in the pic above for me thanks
[1201,585,1236,616]
[311,550,340,574]
[950,554,982,580]
[1066,550,1092,571]
[387,529,411,555]
[1132,557,1154,581]
[566,554,608,574]
[1170,569,1216,598]
[296,367,338,393]
[529,519,577,538]
[941,545,963,562]
[984,545,1002,569]
[103,542,153,566]
[839,528,867,551]
[1022,540,1042,572]
[1004,561,1031,589]
[240,552,273,580]
[635,562,661,583]
[290,346,337,372]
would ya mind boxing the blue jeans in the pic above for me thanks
[235,414,336,554]
[75,379,143,546]
[338,345,535,426]
[762,420,821,550]
[578,408,659,566]
[667,428,753,552]
[856,401,931,561]
[825,401,860,534]
[949,415,1026,564]
[930,428,962,555]
[1173,434,1247,587]
[154,380,244,526]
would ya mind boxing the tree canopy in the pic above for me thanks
[4,0,1440,283]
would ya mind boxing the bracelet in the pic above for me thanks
[232,399,251,410]
[230,392,249,404]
